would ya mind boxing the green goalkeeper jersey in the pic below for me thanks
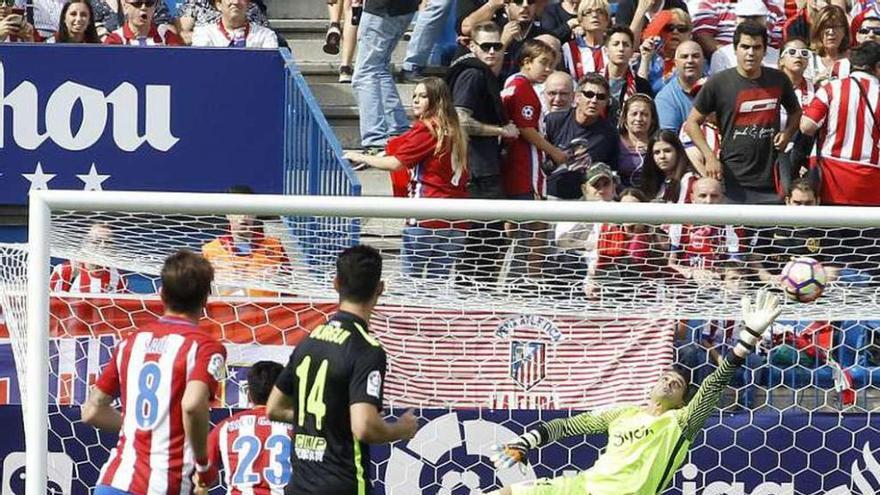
[533,353,745,495]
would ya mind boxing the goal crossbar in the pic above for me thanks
[24,190,880,495]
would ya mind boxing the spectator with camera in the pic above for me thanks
[544,73,619,200]
[104,0,182,45]
[637,9,695,93]
[0,1,36,42]
[46,0,100,42]
[191,0,276,47]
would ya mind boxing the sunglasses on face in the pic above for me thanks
[860,27,880,36]
[476,41,504,52]
[783,47,810,58]
[581,90,608,101]
[663,24,691,33]
[127,0,156,8]
[507,0,535,5]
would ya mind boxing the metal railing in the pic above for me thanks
[280,49,361,263]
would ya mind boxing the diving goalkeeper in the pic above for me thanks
[489,289,782,495]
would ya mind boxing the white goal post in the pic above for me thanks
[24,190,880,495]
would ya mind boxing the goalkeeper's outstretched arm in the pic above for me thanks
[679,290,782,440]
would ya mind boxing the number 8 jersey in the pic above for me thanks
[275,311,386,495]
[208,406,294,495]
[94,316,227,495]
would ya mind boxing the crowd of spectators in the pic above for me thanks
[2,0,280,47]
[338,0,880,292]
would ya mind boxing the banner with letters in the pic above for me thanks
[0,45,286,205]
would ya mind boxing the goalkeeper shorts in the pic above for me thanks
[509,473,588,495]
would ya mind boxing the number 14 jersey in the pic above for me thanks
[275,311,387,495]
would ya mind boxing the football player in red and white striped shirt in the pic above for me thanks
[800,43,880,206]
[202,361,292,495]
[83,250,225,495]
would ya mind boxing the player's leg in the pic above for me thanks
[484,473,587,495]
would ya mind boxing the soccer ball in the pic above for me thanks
[780,257,827,302]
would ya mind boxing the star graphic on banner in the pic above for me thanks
[77,163,111,191]
[22,162,56,191]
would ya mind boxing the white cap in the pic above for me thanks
[735,0,770,17]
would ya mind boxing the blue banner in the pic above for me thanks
[0,45,286,205]
[0,407,871,495]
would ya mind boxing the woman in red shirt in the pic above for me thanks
[344,77,469,278]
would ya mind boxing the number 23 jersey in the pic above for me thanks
[94,316,227,495]
[275,311,386,495]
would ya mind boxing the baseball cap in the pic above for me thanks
[735,0,769,17]
[584,162,614,185]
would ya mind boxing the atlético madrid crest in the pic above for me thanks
[496,315,561,391]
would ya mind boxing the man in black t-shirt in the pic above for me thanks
[266,245,418,495]
[544,73,620,199]
[685,21,800,205]
[448,21,518,285]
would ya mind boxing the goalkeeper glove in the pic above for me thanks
[490,430,542,470]
[738,289,782,351]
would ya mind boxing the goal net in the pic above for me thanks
[7,190,880,495]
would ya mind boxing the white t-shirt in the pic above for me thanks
[192,21,278,48]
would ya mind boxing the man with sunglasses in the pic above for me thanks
[458,0,547,80]
[191,0,276,47]
[708,0,780,75]
[544,73,619,199]
[685,21,800,204]
[104,0,182,45]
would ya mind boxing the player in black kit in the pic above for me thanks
[266,245,418,495]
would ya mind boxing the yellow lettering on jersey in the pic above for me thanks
[295,434,327,462]
[310,324,352,345]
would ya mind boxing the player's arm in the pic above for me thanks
[83,344,123,431]
[519,127,567,165]
[266,385,295,424]
[350,346,418,444]
[82,386,122,431]
[183,381,213,470]
[679,290,782,440]
[350,404,418,444]
[491,407,630,468]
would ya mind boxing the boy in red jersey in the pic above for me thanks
[200,361,292,495]
[501,39,566,280]
[83,250,225,495]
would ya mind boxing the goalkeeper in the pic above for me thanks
[489,290,782,495]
